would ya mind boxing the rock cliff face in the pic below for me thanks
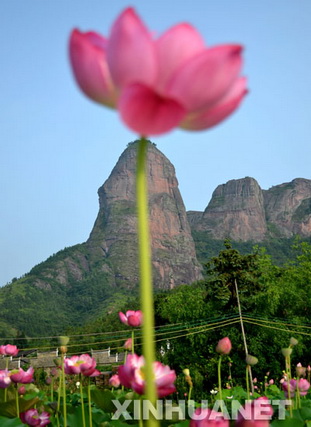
[87,142,202,289]
[189,177,311,241]
[263,178,311,237]
[189,177,267,241]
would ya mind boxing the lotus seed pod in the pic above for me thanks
[246,355,258,366]
[281,348,293,357]
[59,336,70,346]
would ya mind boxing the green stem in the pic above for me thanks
[296,379,301,409]
[79,375,86,427]
[218,355,223,411]
[246,366,250,400]
[136,137,158,427]
[188,385,193,401]
[88,378,93,427]
[4,358,9,403]
[15,385,20,418]
[51,377,54,402]
[132,330,135,355]
[139,397,143,427]
[61,353,67,427]
[56,374,61,427]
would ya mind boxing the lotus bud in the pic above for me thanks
[60,346,67,354]
[281,348,292,357]
[296,363,306,377]
[289,337,298,347]
[123,338,133,351]
[246,355,258,366]
[216,337,232,355]
[50,367,59,377]
[183,368,193,387]
[18,386,26,395]
[54,357,61,366]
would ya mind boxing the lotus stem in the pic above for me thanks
[218,355,224,412]
[246,365,250,400]
[15,384,20,417]
[88,377,93,427]
[136,137,158,427]
[132,330,135,354]
[61,352,67,427]
[79,375,86,427]
[51,377,54,402]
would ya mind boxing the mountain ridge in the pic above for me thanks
[0,142,310,336]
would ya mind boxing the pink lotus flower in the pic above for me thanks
[216,337,232,355]
[119,310,143,327]
[0,344,19,357]
[282,378,310,397]
[69,8,246,136]
[235,397,273,427]
[0,370,11,388]
[109,374,121,387]
[190,408,229,426]
[10,367,34,384]
[20,408,51,426]
[118,353,176,397]
[297,378,310,396]
[124,338,133,350]
[64,354,101,377]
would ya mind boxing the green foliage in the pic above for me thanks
[153,240,311,397]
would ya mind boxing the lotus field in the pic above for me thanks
[1,314,311,426]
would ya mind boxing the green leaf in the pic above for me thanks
[91,389,118,413]
[271,418,305,427]
[0,397,40,418]
[0,416,24,427]
[300,406,311,421]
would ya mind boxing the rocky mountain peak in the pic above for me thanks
[263,178,311,237]
[87,141,202,289]
[188,177,311,242]
[189,177,267,241]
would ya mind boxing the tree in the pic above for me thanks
[204,240,267,311]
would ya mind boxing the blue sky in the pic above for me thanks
[1,0,311,286]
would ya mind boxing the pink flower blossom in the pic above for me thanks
[282,378,310,397]
[0,370,11,388]
[20,408,51,426]
[109,374,121,388]
[216,337,232,355]
[190,408,229,426]
[118,354,176,398]
[64,354,101,377]
[297,378,310,396]
[124,338,133,350]
[119,310,143,327]
[10,367,34,384]
[235,397,273,427]
[0,344,19,357]
[69,8,246,136]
